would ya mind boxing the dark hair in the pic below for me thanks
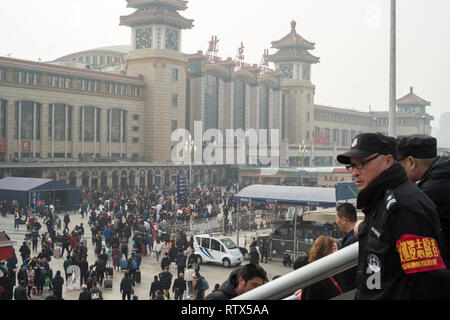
[336,203,357,223]
[238,263,268,284]
[293,252,309,270]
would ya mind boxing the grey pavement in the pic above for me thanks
[0,211,292,300]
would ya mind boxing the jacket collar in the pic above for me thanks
[356,162,408,212]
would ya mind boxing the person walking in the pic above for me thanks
[337,132,450,299]
[120,272,135,300]
[31,228,40,252]
[14,209,20,230]
[249,246,259,265]
[13,280,28,300]
[172,273,186,300]
[51,270,64,300]
[176,249,187,276]
[149,275,162,300]
[159,265,173,299]
[63,212,70,234]
[26,266,35,298]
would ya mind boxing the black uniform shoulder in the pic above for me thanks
[387,181,441,240]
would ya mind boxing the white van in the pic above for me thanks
[193,233,244,268]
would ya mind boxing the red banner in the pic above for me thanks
[0,139,6,153]
[0,245,13,260]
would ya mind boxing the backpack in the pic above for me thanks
[199,277,209,291]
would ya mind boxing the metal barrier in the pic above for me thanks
[232,242,359,300]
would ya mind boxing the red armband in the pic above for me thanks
[396,234,447,274]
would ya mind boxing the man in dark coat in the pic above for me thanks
[249,246,259,265]
[158,265,173,299]
[176,250,187,276]
[338,133,450,300]
[19,241,30,264]
[397,134,450,263]
[13,280,28,300]
[51,270,64,300]
[172,272,186,300]
[120,272,135,300]
[160,252,170,271]
[205,264,267,300]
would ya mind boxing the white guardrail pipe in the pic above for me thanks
[232,242,359,300]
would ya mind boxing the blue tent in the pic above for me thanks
[233,184,336,207]
[0,177,81,211]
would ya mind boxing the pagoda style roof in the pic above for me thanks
[120,5,193,29]
[396,87,431,106]
[269,48,320,64]
[126,0,188,11]
[271,21,316,50]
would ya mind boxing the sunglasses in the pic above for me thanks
[345,153,382,172]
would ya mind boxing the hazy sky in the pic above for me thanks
[1,0,449,129]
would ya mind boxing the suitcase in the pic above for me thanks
[133,295,138,300]
[82,239,88,247]
[120,260,128,271]
[106,267,113,278]
[104,279,113,289]
[135,270,141,284]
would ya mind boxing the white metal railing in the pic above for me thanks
[232,242,358,300]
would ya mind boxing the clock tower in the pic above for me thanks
[269,20,320,146]
[120,0,194,161]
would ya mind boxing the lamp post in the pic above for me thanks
[185,139,196,191]
[373,117,378,133]
[299,141,308,186]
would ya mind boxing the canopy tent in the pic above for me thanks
[0,177,81,211]
[233,184,337,207]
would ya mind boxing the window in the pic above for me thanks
[0,68,6,81]
[171,120,177,132]
[172,94,178,107]
[14,101,41,140]
[132,137,139,144]
[132,126,139,132]
[211,239,221,251]
[133,114,140,121]
[201,238,210,248]
[172,68,179,81]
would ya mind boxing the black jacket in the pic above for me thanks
[335,230,357,292]
[79,290,91,300]
[172,277,186,293]
[159,270,173,290]
[13,285,28,300]
[300,277,343,300]
[150,280,162,299]
[417,156,450,263]
[120,276,135,293]
[249,249,259,265]
[205,269,239,300]
[51,275,64,292]
[176,253,187,268]
[355,163,450,300]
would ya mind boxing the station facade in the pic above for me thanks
[0,0,433,188]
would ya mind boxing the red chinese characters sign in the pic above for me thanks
[0,139,6,153]
[396,234,447,274]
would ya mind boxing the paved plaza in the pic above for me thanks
[1,210,291,300]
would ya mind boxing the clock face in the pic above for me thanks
[279,64,293,79]
[165,29,179,51]
[136,28,152,49]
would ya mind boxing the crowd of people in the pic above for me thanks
[2,132,450,301]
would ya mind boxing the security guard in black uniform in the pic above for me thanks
[397,134,450,263]
[337,133,450,300]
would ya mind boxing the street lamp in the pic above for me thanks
[299,141,308,186]
[185,139,196,190]
[421,115,426,134]
[373,117,378,133]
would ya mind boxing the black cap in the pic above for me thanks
[337,132,397,164]
[396,135,437,160]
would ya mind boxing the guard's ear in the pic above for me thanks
[407,156,417,170]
